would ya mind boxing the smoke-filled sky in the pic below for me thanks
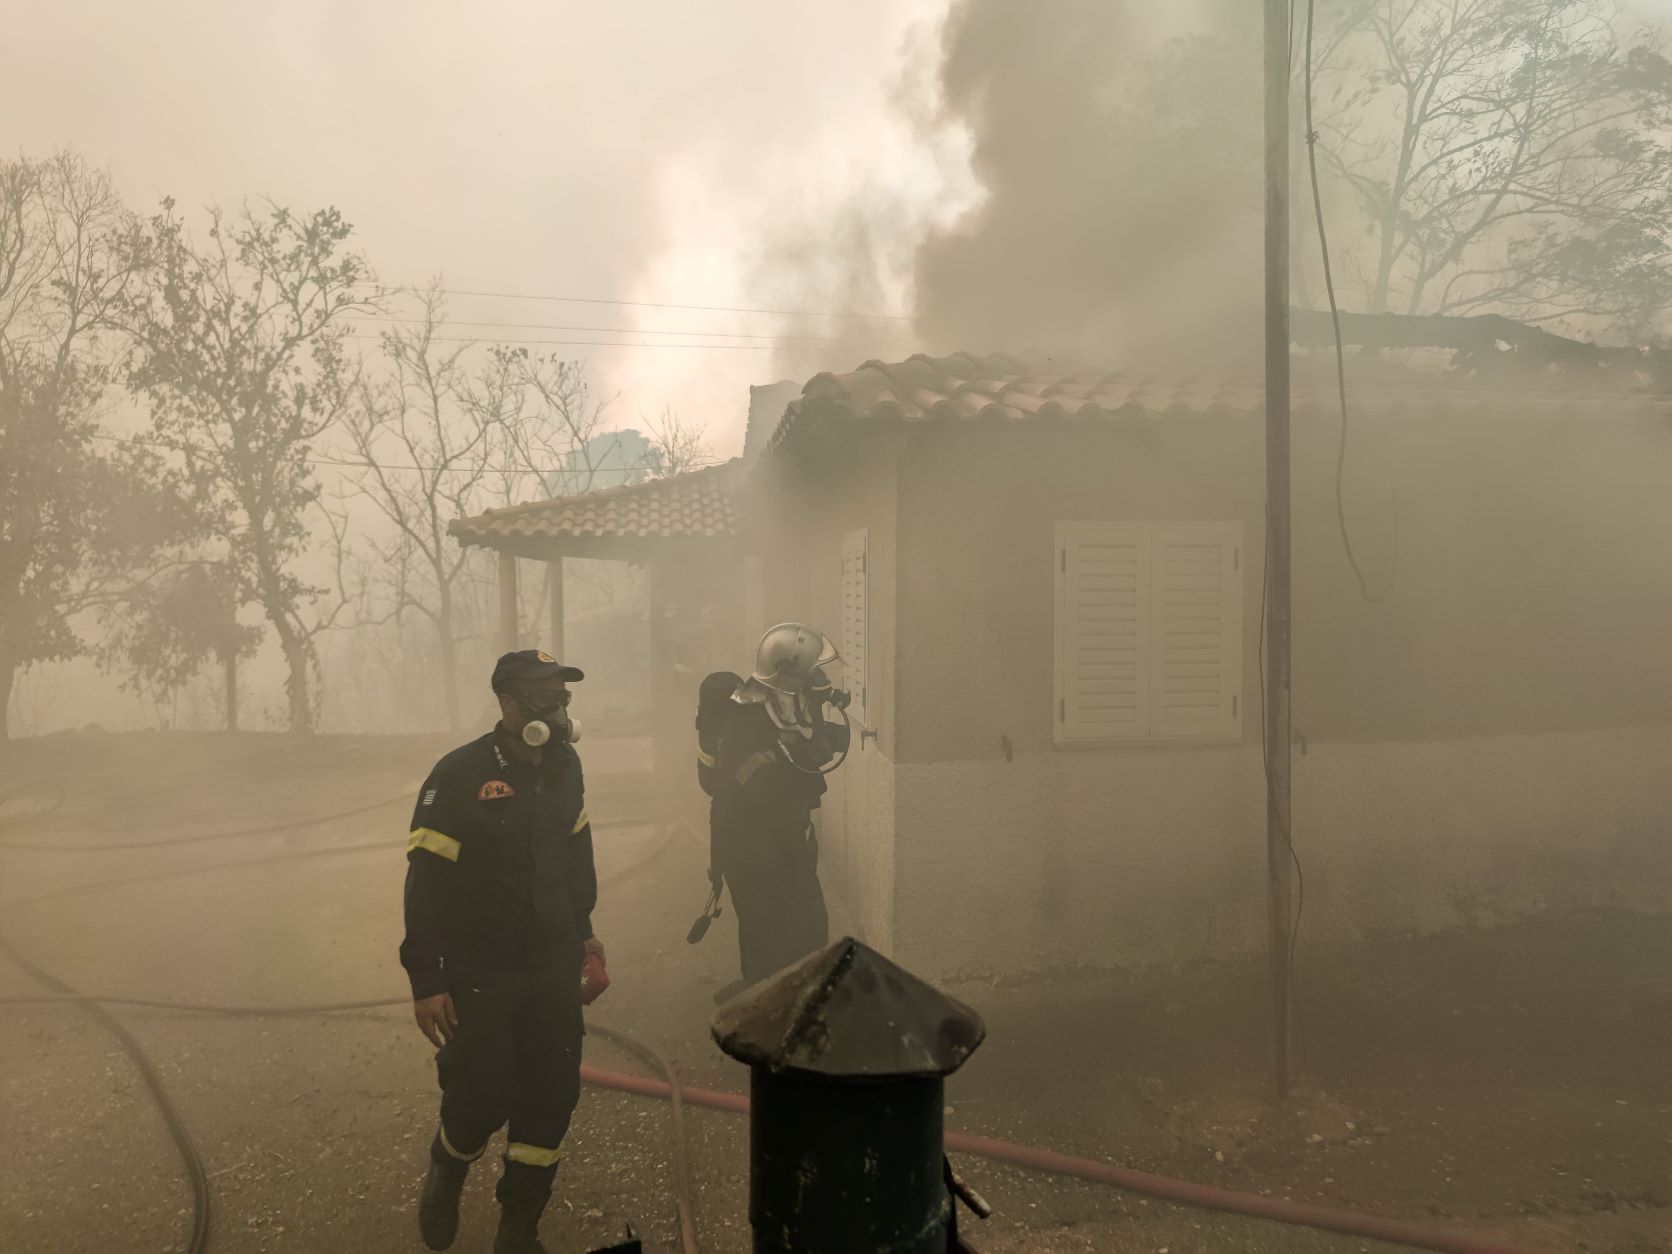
[0,0,952,455]
[5,0,1670,455]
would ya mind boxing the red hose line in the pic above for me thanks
[942,1130,1531,1254]
[576,1067,1537,1254]
[579,1064,747,1113]
[5,986,1536,1254]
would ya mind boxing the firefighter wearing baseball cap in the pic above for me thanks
[401,649,607,1254]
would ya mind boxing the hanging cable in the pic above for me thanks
[359,283,913,323]
[346,334,855,351]
[1304,0,1397,604]
[362,314,907,344]
[85,430,732,477]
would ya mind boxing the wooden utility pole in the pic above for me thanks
[1263,0,1296,1101]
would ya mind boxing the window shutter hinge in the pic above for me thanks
[1059,697,1065,722]
[1234,547,1241,571]
[1232,695,1239,717]
[1060,548,1066,573]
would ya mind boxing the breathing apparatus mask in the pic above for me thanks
[735,623,852,775]
[514,689,581,748]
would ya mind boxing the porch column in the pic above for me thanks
[547,558,565,660]
[498,550,519,653]
[647,559,677,781]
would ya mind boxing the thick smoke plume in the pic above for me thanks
[913,0,1265,367]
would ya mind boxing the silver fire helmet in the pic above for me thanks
[751,622,836,694]
[730,622,853,775]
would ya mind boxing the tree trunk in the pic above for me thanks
[0,655,15,742]
[275,621,313,734]
[1369,211,1398,315]
[248,529,315,734]
[222,650,239,732]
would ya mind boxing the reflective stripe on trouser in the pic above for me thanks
[432,964,583,1202]
[434,1123,487,1163]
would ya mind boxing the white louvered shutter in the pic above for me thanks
[1055,523,1149,742]
[841,529,869,727]
[1148,523,1243,741]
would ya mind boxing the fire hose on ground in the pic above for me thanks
[0,783,1539,1254]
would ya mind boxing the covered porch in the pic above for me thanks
[448,459,756,781]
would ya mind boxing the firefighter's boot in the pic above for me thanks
[493,1162,555,1254]
[418,1136,472,1251]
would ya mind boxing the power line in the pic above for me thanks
[362,314,909,344]
[360,283,915,323]
[347,334,842,351]
[88,431,730,477]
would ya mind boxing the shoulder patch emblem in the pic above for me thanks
[421,789,437,807]
[478,779,515,800]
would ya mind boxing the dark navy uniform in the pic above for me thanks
[400,726,595,1220]
[698,683,829,986]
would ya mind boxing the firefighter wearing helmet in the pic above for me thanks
[694,623,851,1001]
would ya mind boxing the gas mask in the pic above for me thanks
[779,678,851,773]
[735,624,852,774]
[517,694,581,747]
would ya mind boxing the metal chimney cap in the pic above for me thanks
[711,936,986,1080]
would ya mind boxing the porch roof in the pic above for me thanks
[448,458,746,561]
[764,349,1672,457]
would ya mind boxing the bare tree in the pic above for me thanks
[344,285,502,730]
[481,350,625,646]
[492,348,621,500]
[126,199,378,733]
[0,151,190,739]
[1314,0,1672,335]
[640,404,713,478]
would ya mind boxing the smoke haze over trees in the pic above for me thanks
[761,0,1671,364]
[6,0,1669,738]
[0,152,198,738]
[0,158,712,740]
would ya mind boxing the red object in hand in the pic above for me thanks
[580,951,610,1005]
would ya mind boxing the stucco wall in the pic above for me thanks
[749,438,901,949]
[884,408,1672,978]
[891,727,1672,979]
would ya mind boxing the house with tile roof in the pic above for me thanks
[452,346,1672,980]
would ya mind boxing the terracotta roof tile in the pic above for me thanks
[766,351,1668,455]
[449,458,744,546]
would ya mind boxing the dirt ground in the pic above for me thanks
[0,731,1667,1254]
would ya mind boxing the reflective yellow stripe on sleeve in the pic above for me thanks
[696,748,717,768]
[571,808,589,835]
[506,1141,563,1168]
[407,827,461,862]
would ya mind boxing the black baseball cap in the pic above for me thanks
[491,649,585,692]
